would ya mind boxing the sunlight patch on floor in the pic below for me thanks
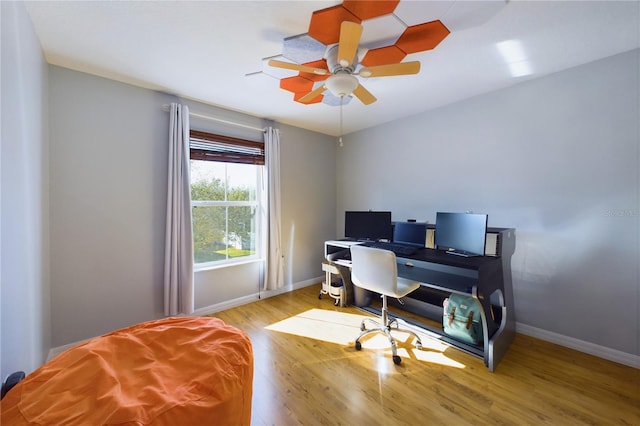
[265,308,367,345]
[265,308,466,368]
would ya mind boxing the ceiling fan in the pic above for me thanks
[268,21,421,105]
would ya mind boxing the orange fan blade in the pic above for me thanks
[352,84,377,105]
[299,85,327,103]
[359,61,421,78]
[337,21,363,67]
[268,59,329,75]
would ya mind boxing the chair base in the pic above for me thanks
[354,295,422,365]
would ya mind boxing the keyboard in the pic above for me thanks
[362,241,418,256]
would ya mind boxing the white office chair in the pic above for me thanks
[350,245,423,365]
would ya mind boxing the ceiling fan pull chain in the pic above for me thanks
[339,98,344,147]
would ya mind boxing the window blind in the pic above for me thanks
[190,130,265,165]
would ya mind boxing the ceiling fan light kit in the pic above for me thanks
[325,73,359,98]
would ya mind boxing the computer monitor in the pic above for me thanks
[344,211,392,241]
[435,212,488,257]
[393,222,427,247]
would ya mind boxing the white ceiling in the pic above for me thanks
[24,1,640,136]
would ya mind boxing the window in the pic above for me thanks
[190,130,265,267]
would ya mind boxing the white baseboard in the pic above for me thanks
[46,278,323,361]
[516,322,640,369]
[192,276,322,317]
[47,279,638,370]
[47,339,89,361]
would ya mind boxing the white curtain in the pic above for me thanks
[263,126,284,290]
[164,103,194,315]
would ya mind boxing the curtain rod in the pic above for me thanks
[162,104,266,133]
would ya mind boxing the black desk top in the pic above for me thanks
[400,247,502,270]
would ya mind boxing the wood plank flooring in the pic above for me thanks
[210,284,639,426]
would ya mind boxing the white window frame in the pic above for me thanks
[189,133,266,270]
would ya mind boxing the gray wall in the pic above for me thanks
[48,66,174,346]
[1,1,51,377]
[47,70,336,346]
[279,123,337,285]
[338,49,640,357]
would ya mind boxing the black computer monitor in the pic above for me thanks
[435,212,488,257]
[393,222,427,247]
[344,211,392,241]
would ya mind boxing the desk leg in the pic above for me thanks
[487,307,515,372]
[487,258,516,371]
[476,286,515,372]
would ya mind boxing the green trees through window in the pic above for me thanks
[190,161,259,265]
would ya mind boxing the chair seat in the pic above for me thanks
[395,277,421,298]
[359,277,420,299]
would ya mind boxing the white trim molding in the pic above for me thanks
[192,276,322,317]
[47,281,639,370]
[47,278,322,361]
[516,322,640,369]
[47,339,89,361]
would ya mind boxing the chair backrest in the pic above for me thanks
[350,245,398,296]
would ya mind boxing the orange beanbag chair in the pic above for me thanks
[1,316,253,425]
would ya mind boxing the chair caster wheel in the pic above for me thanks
[355,341,362,351]
[393,355,402,365]
[416,342,423,350]
[318,293,322,300]
[360,324,366,331]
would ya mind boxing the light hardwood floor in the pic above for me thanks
[211,284,639,426]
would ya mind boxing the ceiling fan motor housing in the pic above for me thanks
[325,44,357,74]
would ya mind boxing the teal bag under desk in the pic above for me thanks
[443,294,483,345]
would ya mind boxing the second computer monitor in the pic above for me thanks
[393,222,427,247]
[435,212,488,256]
[344,211,392,241]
